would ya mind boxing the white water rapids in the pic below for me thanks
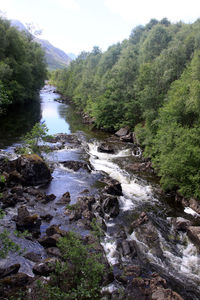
[87,140,200,294]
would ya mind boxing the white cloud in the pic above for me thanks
[56,0,80,11]
[105,0,200,24]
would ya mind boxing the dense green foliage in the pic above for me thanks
[0,17,47,114]
[51,18,200,200]
[37,232,104,300]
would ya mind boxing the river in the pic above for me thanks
[0,85,200,299]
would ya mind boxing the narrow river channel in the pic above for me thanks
[0,85,200,299]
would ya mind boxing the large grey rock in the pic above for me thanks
[11,154,52,186]
[115,127,130,137]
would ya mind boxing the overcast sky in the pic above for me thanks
[0,0,200,55]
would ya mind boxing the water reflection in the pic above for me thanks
[0,85,109,149]
[0,97,41,148]
[40,86,70,135]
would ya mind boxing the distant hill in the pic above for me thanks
[36,38,71,70]
[11,20,71,70]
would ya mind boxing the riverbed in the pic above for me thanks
[0,85,200,299]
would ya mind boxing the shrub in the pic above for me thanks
[37,232,104,300]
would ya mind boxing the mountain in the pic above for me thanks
[36,38,71,70]
[10,19,28,32]
[10,20,71,70]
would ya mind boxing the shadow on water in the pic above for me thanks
[60,104,110,140]
[0,97,41,148]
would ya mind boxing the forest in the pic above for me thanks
[0,17,47,115]
[51,18,200,200]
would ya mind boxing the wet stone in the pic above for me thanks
[46,247,62,258]
[102,195,120,218]
[189,198,200,215]
[46,224,65,236]
[15,206,41,233]
[1,193,26,208]
[38,234,61,247]
[0,272,31,288]
[32,257,59,276]
[175,217,192,231]
[57,191,70,204]
[23,252,42,263]
[15,154,52,186]
[40,214,53,222]
[60,160,91,172]
[0,264,20,279]
[103,180,122,196]
[97,143,115,154]
[187,226,200,248]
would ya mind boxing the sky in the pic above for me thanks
[0,0,200,56]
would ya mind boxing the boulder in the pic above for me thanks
[45,133,80,145]
[151,288,183,300]
[77,195,96,211]
[187,226,200,248]
[15,154,52,186]
[120,133,133,142]
[1,192,25,208]
[103,178,122,196]
[189,198,200,215]
[0,273,31,296]
[38,234,61,247]
[97,143,115,154]
[60,160,91,172]
[131,212,149,228]
[46,225,65,237]
[23,252,42,263]
[32,258,58,276]
[115,127,130,137]
[15,206,41,233]
[175,217,192,231]
[102,195,119,218]
[57,191,71,204]
[40,214,53,222]
[132,216,164,260]
[43,193,56,203]
[0,264,20,279]
[46,247,62,258]
[127,161,153,173]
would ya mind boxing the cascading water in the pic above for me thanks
[87,140,200,299]
[1,85,200,299]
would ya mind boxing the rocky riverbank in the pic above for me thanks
[0,132,199,299]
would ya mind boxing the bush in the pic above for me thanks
[23,121,48,154]
[37,232,104,300]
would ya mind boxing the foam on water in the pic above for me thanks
[184,207,200,217]
[88,140,200,294]
[88,141,156,207]
[101,234,118,265]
